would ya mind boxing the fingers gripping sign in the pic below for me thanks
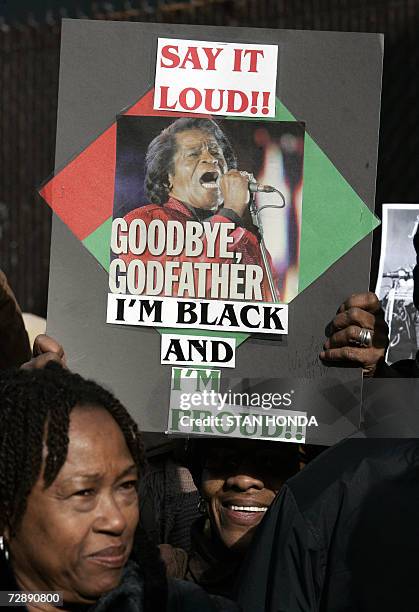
[21,334,67,370]
[320,292,389,377]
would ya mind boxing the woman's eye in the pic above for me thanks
[120,480,138,491]
[74,488,95,497]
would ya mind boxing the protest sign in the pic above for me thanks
[154,38,278,117]
[42,20,382,445]
[107,114,305,340]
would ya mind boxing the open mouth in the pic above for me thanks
[199,171,220,190]
[221,502,268,525]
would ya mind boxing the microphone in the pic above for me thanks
[383,269,413,280]
[239,170,285,208]
[248,182,277,193]
[239,171,278,194]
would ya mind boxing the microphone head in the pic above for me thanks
[248,182,276,193]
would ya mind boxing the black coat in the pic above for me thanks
[0,556,238,612]
[236,439,419,612]
[92,561,236,612]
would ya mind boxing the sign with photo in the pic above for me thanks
[106,115,305,341]
[41,20,382,445]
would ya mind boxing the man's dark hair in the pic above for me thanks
[0,363,145,536]
[144,117,237,204]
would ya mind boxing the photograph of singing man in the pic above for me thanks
[114,116,305,302]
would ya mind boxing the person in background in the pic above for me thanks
[159,437,300,599]
[236,437,419,612]
[0,269,31,368]
[139,441,200,553]
[0,365,238,612]
[236,233,419,611]
[1,268,66,370]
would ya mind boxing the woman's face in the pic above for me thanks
[201,439,298,551]
[7,405,139,604]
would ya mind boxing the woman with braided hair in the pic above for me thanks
[0,364,237,612]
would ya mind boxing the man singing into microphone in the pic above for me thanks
[121,117,280,301]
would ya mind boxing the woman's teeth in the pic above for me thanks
[201,181,219,189]
[229,505,268,512]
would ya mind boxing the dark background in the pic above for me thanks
[1,0,418,315]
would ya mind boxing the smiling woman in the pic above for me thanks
[159,437,300,599]
[0,365,238,612]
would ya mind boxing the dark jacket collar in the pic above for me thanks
[0,555,145,612]
[187,517,242,598]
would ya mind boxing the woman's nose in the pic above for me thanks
[225,472,264,491]
[93,496,128,535]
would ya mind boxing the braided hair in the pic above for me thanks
[0,363,170,611]
[0,363,145,535]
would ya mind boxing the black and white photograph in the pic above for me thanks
[375,204,419,364]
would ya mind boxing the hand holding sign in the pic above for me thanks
[21,334,66,371]
[320,292,389,377]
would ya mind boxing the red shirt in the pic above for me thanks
[121,197,279,301]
